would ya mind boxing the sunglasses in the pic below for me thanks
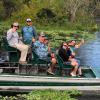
[41,36,45,37]
[27,21,31,22]
[63,45,68,46]
[14,26,18,27]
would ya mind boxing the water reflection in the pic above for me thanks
[77,32,100,67]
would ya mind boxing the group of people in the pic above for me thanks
[6,18,56,75]
[7,18,34,64]
[58,40,84,77]
[6,18,84,76]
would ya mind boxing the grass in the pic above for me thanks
[0,89,81,100]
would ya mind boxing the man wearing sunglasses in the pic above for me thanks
[33,32,56,75]
[7,22,29,64]
[21,18,37,45]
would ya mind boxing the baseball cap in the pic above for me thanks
[13,22,19,26]
[26,18,32,22]
[45,37,48,40]
[40,32,45,37]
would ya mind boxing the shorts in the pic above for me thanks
[64,61,71,65]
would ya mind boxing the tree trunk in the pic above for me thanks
[70,11,76,22]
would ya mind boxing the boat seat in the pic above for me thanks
[32,51,50,65]
[56,54,72,75]
[2,37,20,62]
[2,37,17,51]
[30,51,50,74]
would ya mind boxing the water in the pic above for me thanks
[77,32,100,78]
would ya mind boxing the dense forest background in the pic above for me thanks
[0,0,99,31]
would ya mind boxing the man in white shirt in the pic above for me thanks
[7,22,29,64]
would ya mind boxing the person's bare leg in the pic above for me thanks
[78,67,82,75]
[72,66,78,75]
[70,59,78,76]
[47,58,56,75]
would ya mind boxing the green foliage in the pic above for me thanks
[0,1,5,20]
[1,0,23,18]
[0,22,11,36]
[0,21,95,48]
[36,8,56,25]
[37,8,56,19]
[0,89,81,100]
[0,0,98,27]
[0,0,98,48]
[37,30,94,48]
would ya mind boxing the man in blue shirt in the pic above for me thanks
[22,18,37,45]
[33,32,56,75]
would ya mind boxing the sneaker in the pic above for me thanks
[47,71,55,75]
[19,61,27,65]
[78,74,85,77]
[70,72,76,77]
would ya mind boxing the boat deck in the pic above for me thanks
[0,75,100,91]
[0,74,99,85]
[91,66,100,78]
[0,65,99,91]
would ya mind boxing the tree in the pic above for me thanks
[1,0,22,19]
[63,0,90,22]
[88,0,100,17]
[0,1,5,19]
[23,0,32,7]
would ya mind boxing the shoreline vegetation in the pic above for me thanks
[0,21,97,48]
